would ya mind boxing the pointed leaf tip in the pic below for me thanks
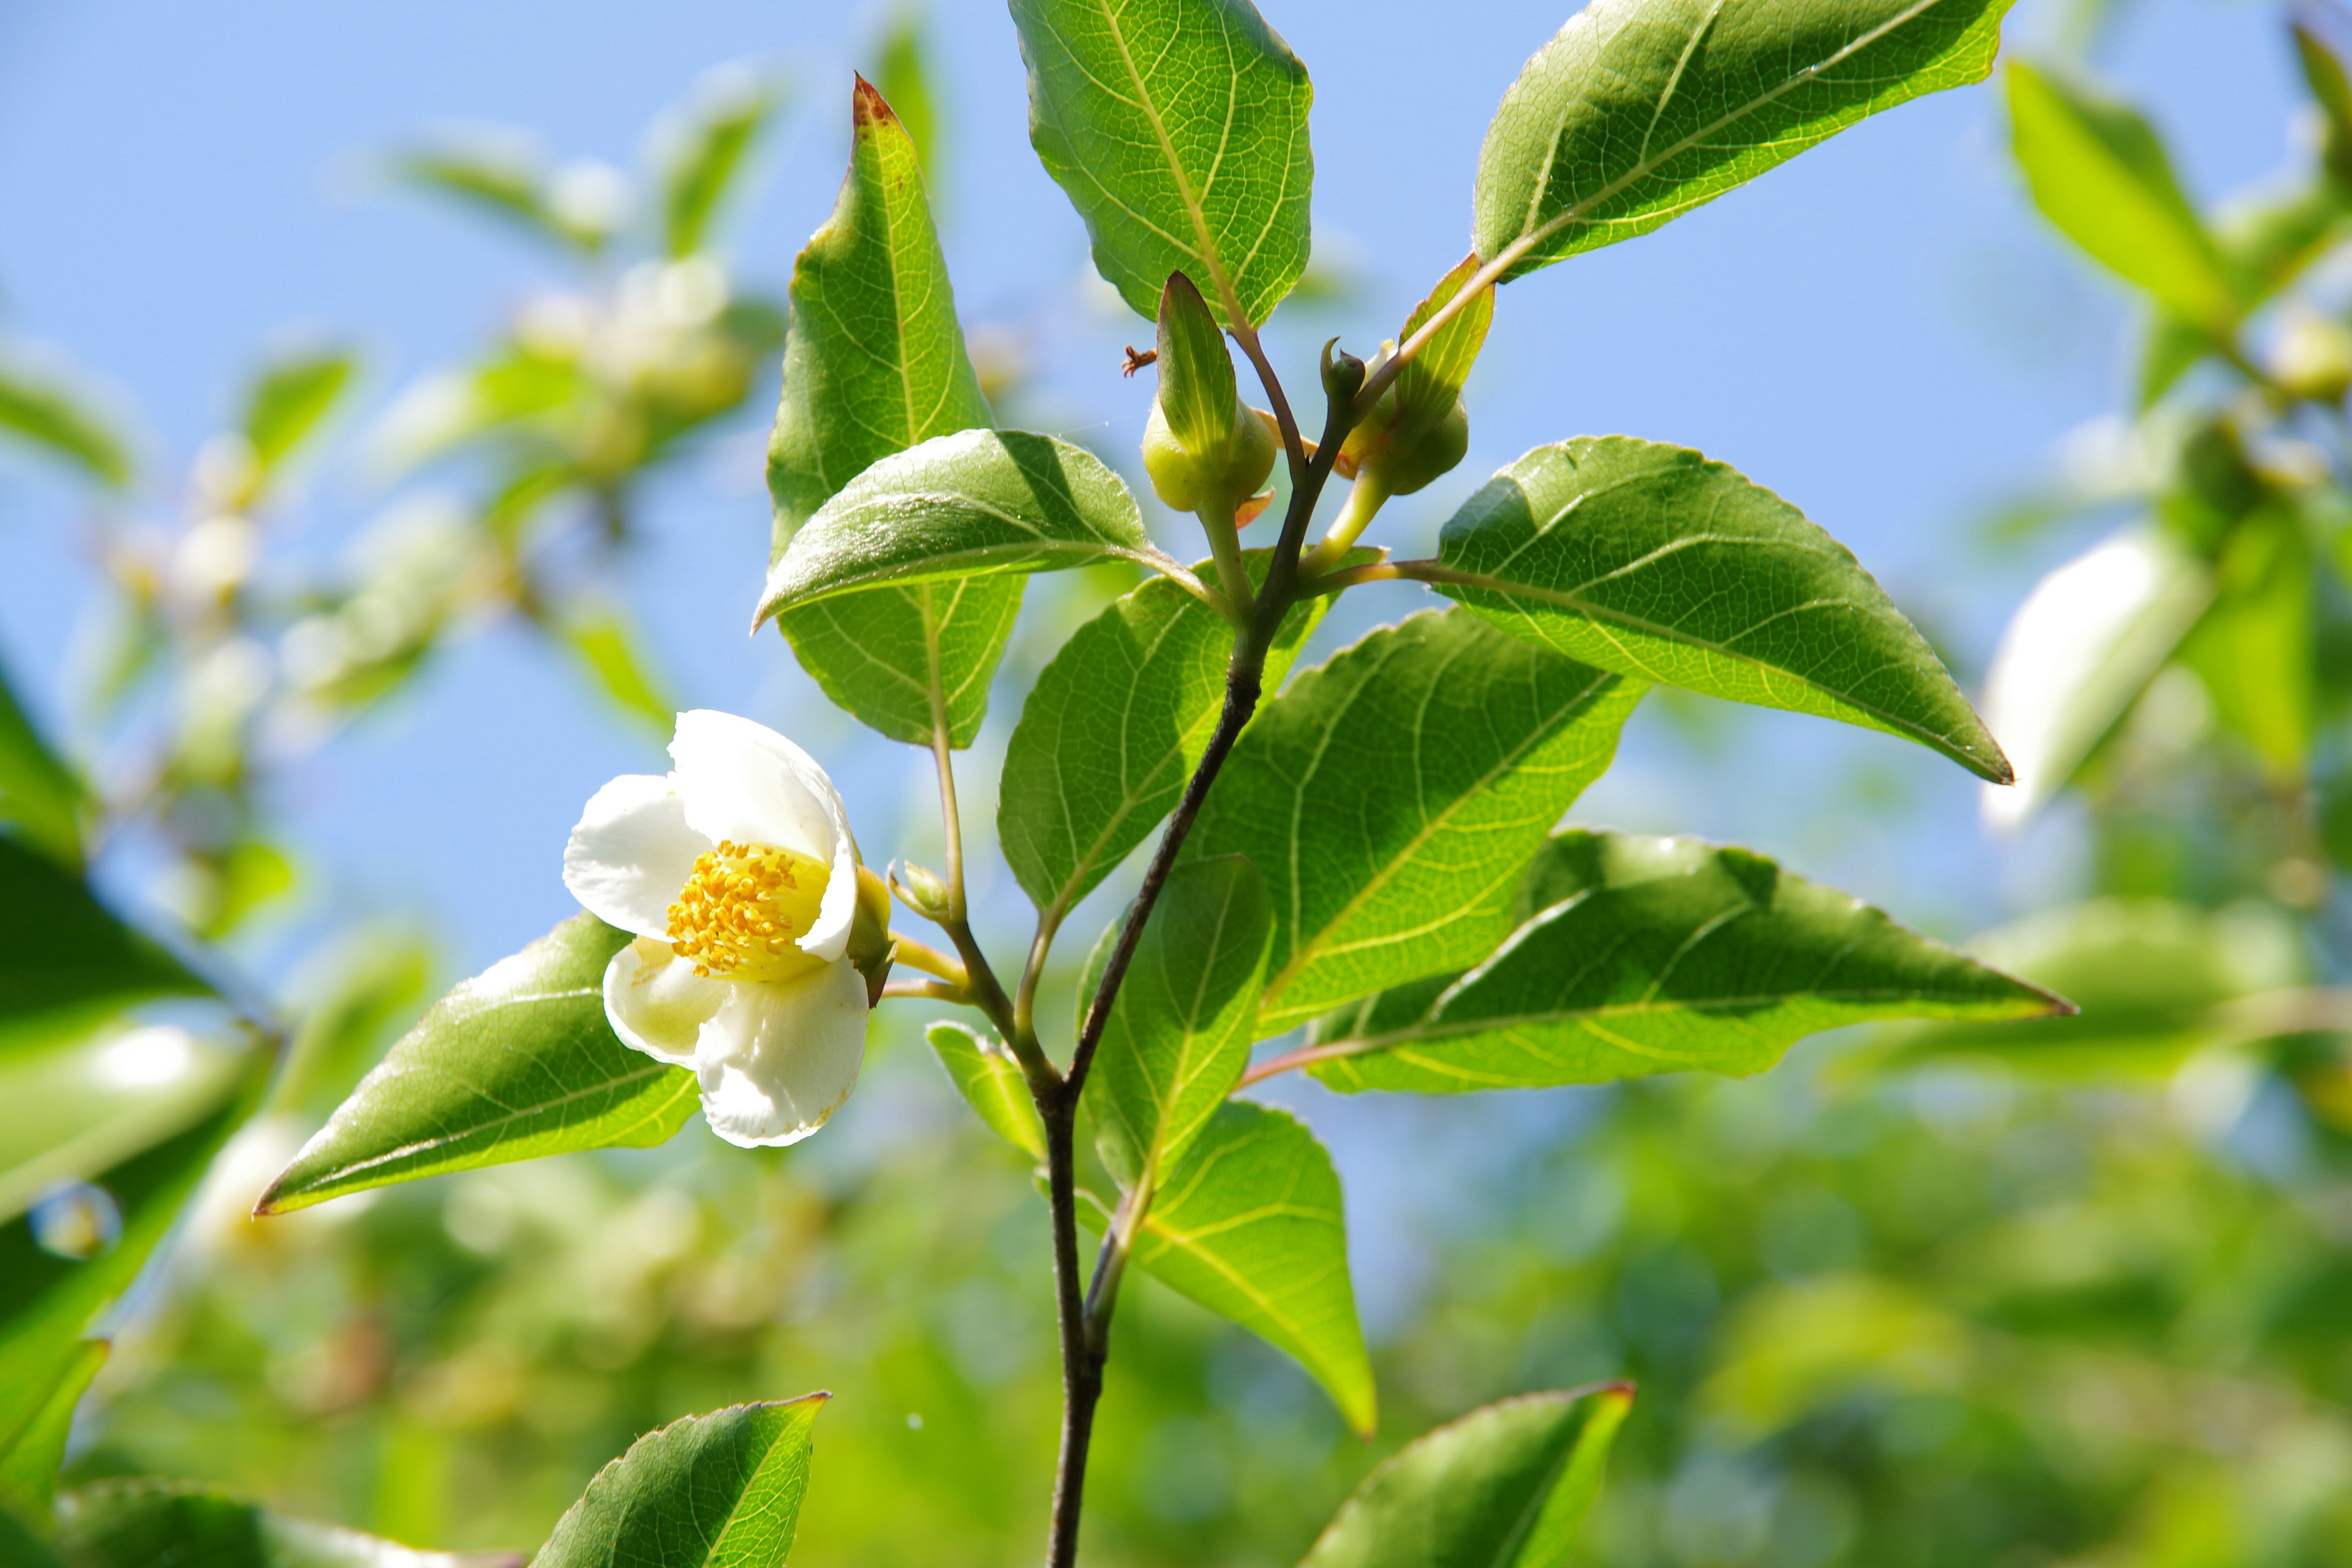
[853,74,898,127]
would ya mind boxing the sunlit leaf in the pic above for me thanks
[533,1396,826,1568]
[926,1021,1046,1161]
[242,346,359,481]
[53,1480,514,1568]
[1297,1384,1635,1568]
[1191,609,1642,1036]
[1084,856,1271,1188]
[0,1025,250,1225]
[1303,831,2064,1093]
[390,138,609,254]
[662,69,783,258]
[0,1338,102,1529]
[1978,526,2213,832]
[1104,1102,1375,1436]
[1864,897,2302,1077]
[1434,437,2010,782]
[766,78,1016,748]
[998,550,1330,921]
[557,608,674,737]
[255,914,698,1215]
[1390,254,1493,422]
[1008,0,1315,326]
[0,350,132,490]
[2185,511,2312,778]
[1474,0,2011,282]
[757,430,1157,627]
[0,1048,265,1457]
[2007,61,2237,326]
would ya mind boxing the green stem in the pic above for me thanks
[1300,472,1390,576]
[1200,497,1256,623]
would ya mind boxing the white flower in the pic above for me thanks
[562,710,872,1147]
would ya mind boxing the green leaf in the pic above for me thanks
[1191,609,1642,1036]
[998,550,1328,920]
[390,140,608,254]
[1392,254,1493,423]
[2007,61,2237,326]
[2136,312,2211,409]
[0,662,88,865]
[926,1021,1046,1161]
[2187,511,2312,777]
[1008,0,1315,327]
[1298,1384,1635,1568]
[875,16,940,176]
[768,75,992,549]
[533,1396,826,1568]
[2217,181,2350,310]
[0,1339,102,1529]
[2296,23,2352,188]
[0,1047,264,1458]
[276,927,434,1121]
[0,838,208,1032]
[0,1025,251,1224]
[758,430,1158,627]
[1472,0,2011,283]
[1302,831,2065,1094]
[1084,857,1272,1187]
[254,914,698,1216]
[764,78,1019,748]
[1434,437,2010,783]
[782,580,1022,750]
[1859,897,2296,1079]
[52,1480,513,1568]
[1978,527,2214,832]
[0,352,132,491]
[1108,1101,1374,1436]
[662,72,783,257]
[556,608,674,737]
[242,347,358,481]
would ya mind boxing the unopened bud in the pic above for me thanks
[1140,273,1277,514]
[2272,310,2352,404]
[1335,381,1470,497]
[889,859,953,923]
[1321,339,1365,407]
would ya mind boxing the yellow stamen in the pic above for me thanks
[665,839,832,982]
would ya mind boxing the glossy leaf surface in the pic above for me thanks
[1297,1385,1634,1568]
[0,1338,102,1527]
[256,915,697,1215]
[1084,856,1272,1187]
[0,1026,251,1224]
[1191,609,1642,1036]
[999,551,1325,919]
[1009,0,1314,326]
[1112,1101,1374,1436]
[1436,438,2009,782]
[758,430,1153,627]
[1474,0,2011,281]
[926,1021,1046,1161]
[533,1397,826,1568]
[1306,831,2064,1093]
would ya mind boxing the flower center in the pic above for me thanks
[665,839,831,982]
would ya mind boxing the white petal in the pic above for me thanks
[669,709,858,962]
[692,961,869,1147]
[602,940,727,1066]
[564,775,710,938]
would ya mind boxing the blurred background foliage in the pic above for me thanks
[8,0,2352,1564]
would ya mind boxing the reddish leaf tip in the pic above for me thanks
[852,74,898,129]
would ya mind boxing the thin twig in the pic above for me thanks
[880,978,971,1005]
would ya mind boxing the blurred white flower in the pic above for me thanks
[564,710,872,1147]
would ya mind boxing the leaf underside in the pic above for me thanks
[532,1397,827,1568]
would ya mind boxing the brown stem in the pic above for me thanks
[1036,344,1366,1568]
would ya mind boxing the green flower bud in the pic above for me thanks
[1336,385,1469,497]
[1140,272,1276,515]
[1321,338,1366,406]
[889,859,952,923]
[1330,257,1490,497]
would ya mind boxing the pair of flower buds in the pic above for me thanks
[1136,271,1473,538]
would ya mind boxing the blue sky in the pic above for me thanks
[0,0,2302,977]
